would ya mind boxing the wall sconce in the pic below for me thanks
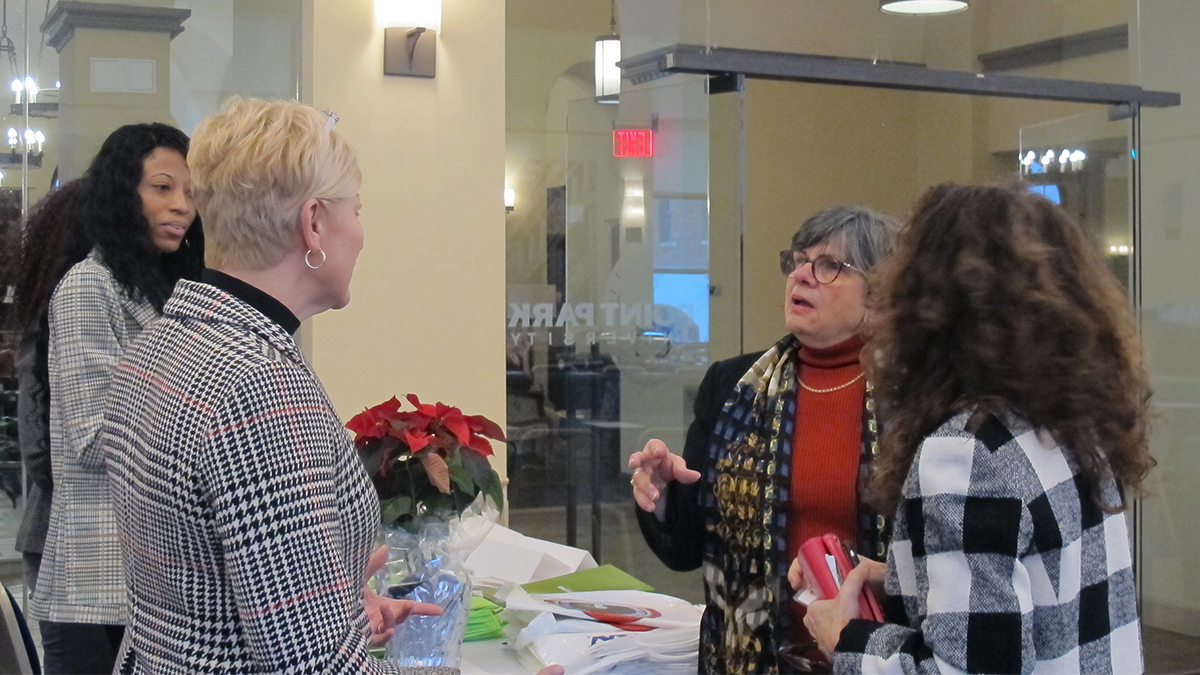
[504,188,515,213]
[381,0,442,78]
[880,0,968,15]
[594,0,620,103]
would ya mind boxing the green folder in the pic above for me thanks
[520,564,654,594]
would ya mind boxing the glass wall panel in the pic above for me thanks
[1136,2,1200,673]
[1019,110,1134,285]
[0,0,300,594]
[508,2,1200,670]
[505,75,712,602]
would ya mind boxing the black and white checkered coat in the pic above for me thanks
[29,253,158,625]
[835,410,1142,674]
[98,280,454,675]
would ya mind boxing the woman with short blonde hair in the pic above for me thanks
[95,97,450,674]
[189,97,362,271]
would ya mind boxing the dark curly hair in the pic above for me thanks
[867,182,1152,514]
[5,180,91,335]
[2,179,91,467]
[84,122,204,310]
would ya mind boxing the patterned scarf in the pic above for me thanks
[698,334,888,675]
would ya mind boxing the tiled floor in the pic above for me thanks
[510,503,1200,674]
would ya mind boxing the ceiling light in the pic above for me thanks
[880,0,969,16]
[594,0,620,103]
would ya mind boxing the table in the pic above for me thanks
[461,638,532,675]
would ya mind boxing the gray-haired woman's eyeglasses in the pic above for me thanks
[779,250,862,284]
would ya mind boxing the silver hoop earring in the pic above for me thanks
[305,248,326,270]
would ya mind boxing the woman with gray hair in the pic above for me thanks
[630,206,898,674]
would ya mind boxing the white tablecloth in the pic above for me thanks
[461,638,533,675]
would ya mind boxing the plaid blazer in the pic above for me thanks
[98,280,453,675]
[28,253,158,624]
[835,410,1142,674]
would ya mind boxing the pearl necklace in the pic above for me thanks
[798,370,865,394]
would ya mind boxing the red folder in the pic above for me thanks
[796,534,884,622]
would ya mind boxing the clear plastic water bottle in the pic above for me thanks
[385,568,471,668]
[375,523,472,668]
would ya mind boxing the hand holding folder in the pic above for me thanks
[793,534,884,622]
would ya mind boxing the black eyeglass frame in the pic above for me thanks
[778,249,863,284]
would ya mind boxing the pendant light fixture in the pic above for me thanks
[594,0,620,103]
[0,0,15,75]
[880,0,969,15]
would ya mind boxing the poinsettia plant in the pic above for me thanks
[347,394,505,529]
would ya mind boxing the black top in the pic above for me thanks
[636,350,764,570]
[201,269,301,336]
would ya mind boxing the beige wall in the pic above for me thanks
[303,0,507,475]
[739,82,976,351]
[57,28,177,181]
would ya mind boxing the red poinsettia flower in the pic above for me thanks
[405,393,439,418]
[345,396,402,445]
[440,408,471,447]
[351,393,506,527]
[466,414,506,441]
[402,428,432,454]
[465,434,494,457]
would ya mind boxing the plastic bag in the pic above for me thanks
[374,495,498,667]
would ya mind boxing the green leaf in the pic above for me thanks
[421,492,456,517]
[358,442,384,476]
[460,450,503,510]
[380,496,412,526]
[479,467,504,512]
[460,449,492,485]
[448,460,475,495]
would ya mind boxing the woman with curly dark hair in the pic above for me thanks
[802,183,1151,673]
[5,179,90,597]
[26,122,204,675]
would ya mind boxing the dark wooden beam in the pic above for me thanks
[619,44,1180,109]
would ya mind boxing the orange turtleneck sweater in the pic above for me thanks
[787,334,865,641]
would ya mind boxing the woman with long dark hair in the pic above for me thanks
[26,122,204,674]
[802,183,1151,673]
[6,179,89,598]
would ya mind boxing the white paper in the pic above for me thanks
[463,524,598,586]
[465,538,548,585]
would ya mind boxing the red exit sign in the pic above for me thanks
[613,129,654,158]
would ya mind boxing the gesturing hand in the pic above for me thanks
[362,544,444,646]
[628,439,701,520]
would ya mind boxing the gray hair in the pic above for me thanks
[790,205,898,272]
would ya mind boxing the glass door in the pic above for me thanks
[1019,110,1135,289]
[505,76,714,602]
